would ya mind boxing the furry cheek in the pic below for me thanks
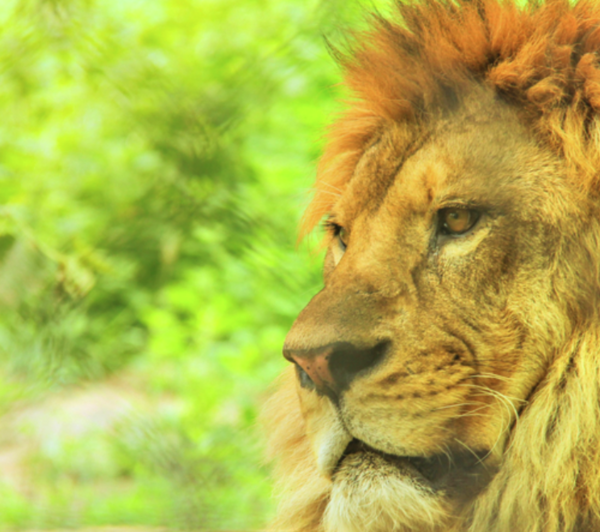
[298,385,353,476]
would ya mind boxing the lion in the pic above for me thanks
[264,1,600,531]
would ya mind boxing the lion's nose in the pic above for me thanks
[285,348,335,389]
[283,341,389,394]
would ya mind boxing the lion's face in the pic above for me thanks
[282,93,587,531]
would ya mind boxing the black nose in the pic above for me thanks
[284,340,389,395]
[328,340,389,391]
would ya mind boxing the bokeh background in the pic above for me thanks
[0,0,389,529]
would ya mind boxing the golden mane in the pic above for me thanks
[302,0,600,237]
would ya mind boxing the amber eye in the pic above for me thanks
[439,208,479,235]
[338,227,348,249]
[324,220,349,250]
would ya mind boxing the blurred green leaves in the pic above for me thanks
[0,0,339,378]
[0,0,384,528]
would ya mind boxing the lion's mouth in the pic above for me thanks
[339,439,447,484]
[338,438,492,493]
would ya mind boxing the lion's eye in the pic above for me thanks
[324,219,348,254]
[338,227,348,250]
[439,208,480,235]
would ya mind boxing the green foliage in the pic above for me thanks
[0,0,392,528]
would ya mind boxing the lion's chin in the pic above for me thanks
[324,451,447,532]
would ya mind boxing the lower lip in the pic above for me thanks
[338,439,492,493]
[340,439,425,474]
[339,439,454,486]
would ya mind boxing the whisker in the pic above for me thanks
[466,372,514,384]
[434,442,454,466]
[432,401,480,412]
[453,437,490,469]
[451,404,495,420]
[318,182,344,193]
[452,411,491,420]
[310,189,342,199]
[457,383,526,405]
[454,382,522,452]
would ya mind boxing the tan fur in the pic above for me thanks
[266,1,600,531]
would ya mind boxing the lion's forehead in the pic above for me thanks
[335,94,571,232]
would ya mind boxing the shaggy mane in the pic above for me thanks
[302,0,600,237]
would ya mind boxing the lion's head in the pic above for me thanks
[265,1,600,531]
